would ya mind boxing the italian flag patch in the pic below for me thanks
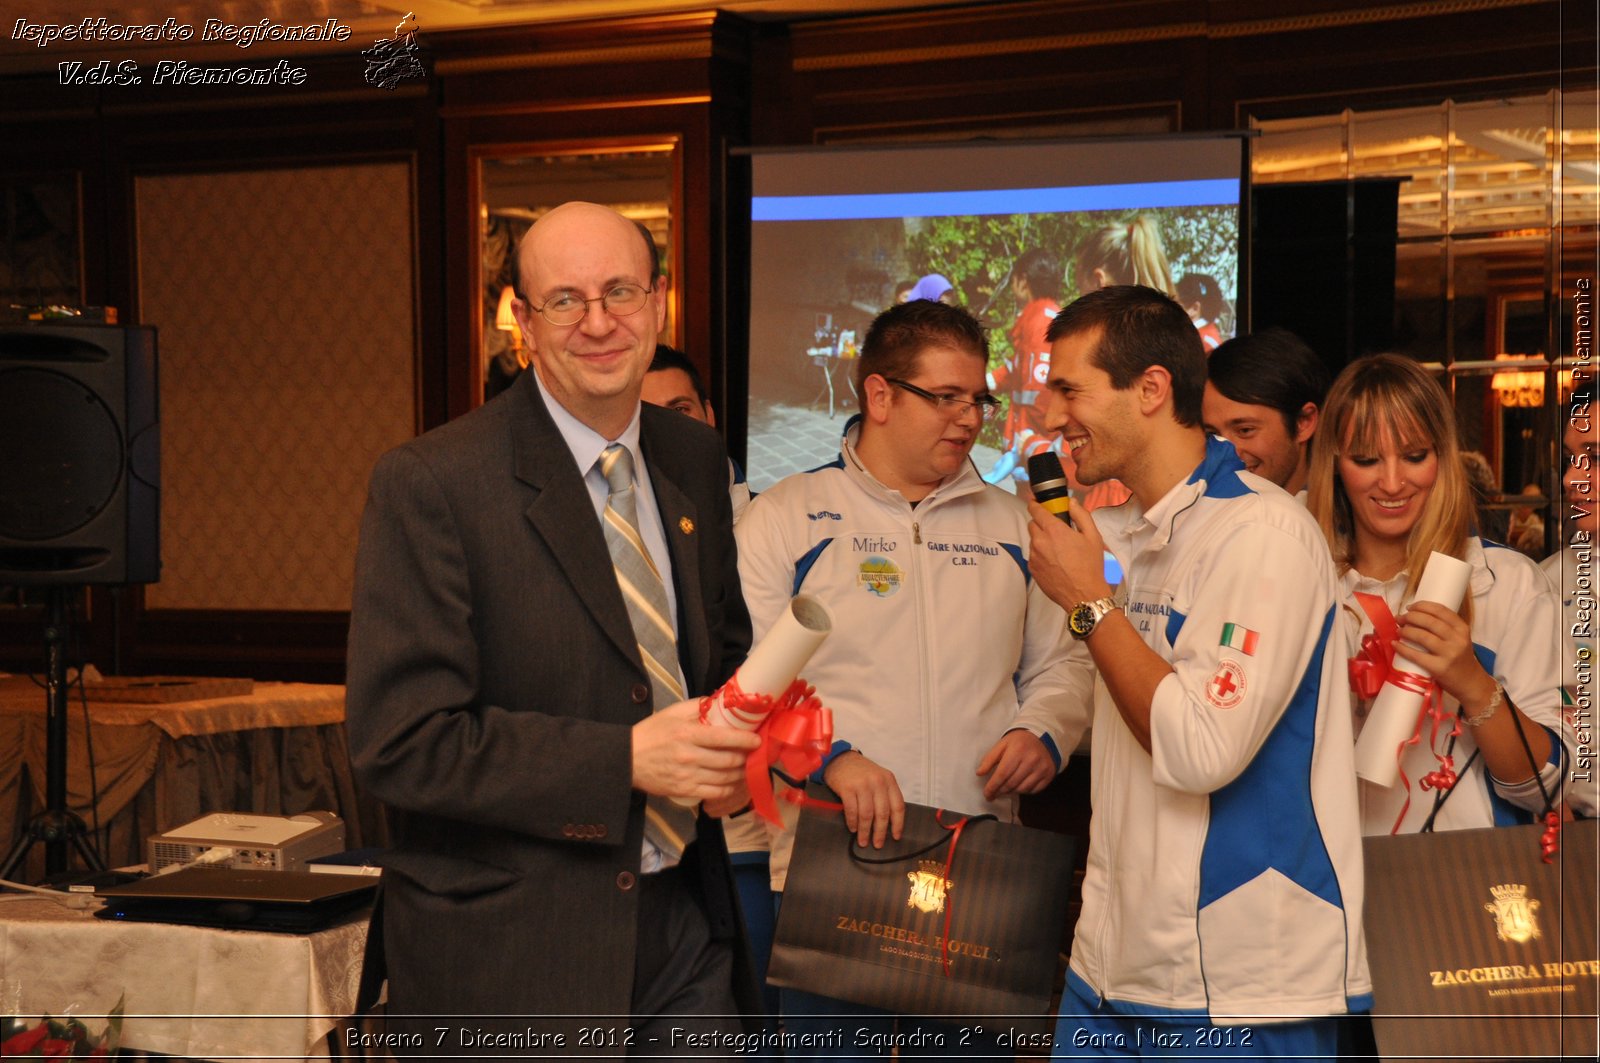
[1220,622,1259,655]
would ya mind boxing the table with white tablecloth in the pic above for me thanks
[0,895,368,1062]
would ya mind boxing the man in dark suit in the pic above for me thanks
[347,201,762,1055]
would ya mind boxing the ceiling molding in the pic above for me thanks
[440,93,711,117]
[789,0,1552,73]
[434,38,712,74]
[1209,0,1550,39]
[793,21,1205,72]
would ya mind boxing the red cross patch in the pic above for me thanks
[1207,659,1247,710]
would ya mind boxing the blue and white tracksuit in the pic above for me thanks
[1064,438,1372,1025]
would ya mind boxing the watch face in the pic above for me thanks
[1068,602,1096,638]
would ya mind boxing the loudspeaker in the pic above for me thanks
[1251,178,1400,376]
[0,323,160,585]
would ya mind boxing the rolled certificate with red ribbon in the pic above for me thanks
[681,596,838,819]
[1351,550,1472,789]
[702,595,833,729]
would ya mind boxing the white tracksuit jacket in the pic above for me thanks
[734,420,1089,891]
[1065,437,1372,1024]
[1340,537,1573,834]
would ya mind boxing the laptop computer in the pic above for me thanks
[94,866,376,933]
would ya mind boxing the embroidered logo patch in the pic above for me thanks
[1207,659,1246,709]
[857,555,903,598]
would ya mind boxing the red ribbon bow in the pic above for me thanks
[1348,592,1458,833]
[701,676,839,827]
[1540,810,1562,863]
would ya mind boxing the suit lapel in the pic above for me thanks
[511,376,642,671]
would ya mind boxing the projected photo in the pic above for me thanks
[745,138,1243,495]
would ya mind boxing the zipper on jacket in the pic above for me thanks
[908,510,934,798]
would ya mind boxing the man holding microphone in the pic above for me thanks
[1024,285,1369,1059]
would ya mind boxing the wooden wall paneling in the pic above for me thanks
[117,609,354,684]
[412,77,451,443]
[708,23,754,462]
[781,0,1200,74]
[0,599,47,676]
[749,26,807,147]
[693,14,754,394]
[1220,1,1573,123]
[747,0,1583,145]
[779,0,1198,143]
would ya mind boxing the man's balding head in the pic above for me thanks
[510,202,666,438]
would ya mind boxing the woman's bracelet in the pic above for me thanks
[1463,683,1504,727]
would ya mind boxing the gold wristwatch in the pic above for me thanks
[1067,596,1119,641]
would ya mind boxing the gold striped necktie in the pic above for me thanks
[598,443,696,860]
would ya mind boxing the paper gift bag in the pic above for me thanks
[1363,819,1597,1061]
[768,798,1075,1023]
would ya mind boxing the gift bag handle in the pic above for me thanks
[845,812,998,865]
[843,810,997,977]
[1420,706,1562,860]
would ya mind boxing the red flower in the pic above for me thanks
[1,1022,51,1056]
[2,994,122,1060]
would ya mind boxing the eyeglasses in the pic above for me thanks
[886,378,1002,421]
[529,283,652,326]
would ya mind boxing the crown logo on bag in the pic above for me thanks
[1484,883,1541,944]
[906,860,952,915]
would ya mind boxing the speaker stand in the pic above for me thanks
[0,587,105,882]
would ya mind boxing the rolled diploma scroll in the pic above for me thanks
[672,595,833,807]
[1352,550,1473,788]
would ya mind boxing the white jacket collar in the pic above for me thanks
[837,415,987,510]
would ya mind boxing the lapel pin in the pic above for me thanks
[679,516,694,535]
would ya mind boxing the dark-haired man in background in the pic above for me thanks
[642,343,752,521]
[1202,326,1330,499]
[1026,285,1369,1059]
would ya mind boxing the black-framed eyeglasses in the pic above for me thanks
[886,378,1002,421]
[529,283,652,326]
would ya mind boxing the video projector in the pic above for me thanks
[147,811,344,872]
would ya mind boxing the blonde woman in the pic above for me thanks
[1305,354,1569,834]
[1067,216,1179,511]
[1074,214,1177,298]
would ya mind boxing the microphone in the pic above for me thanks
[1027,453,1072,522]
